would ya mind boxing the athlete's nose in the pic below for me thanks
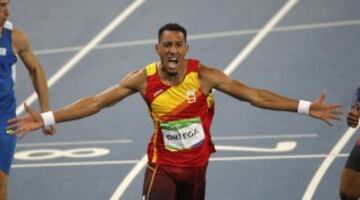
[169,44,178,54]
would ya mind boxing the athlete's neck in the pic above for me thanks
[158,62,187,86]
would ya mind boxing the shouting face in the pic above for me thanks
[156,30,189,76]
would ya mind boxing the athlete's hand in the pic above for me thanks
[309,90,342,126]
[347,103,360,128]
[6,103,45,138]
[41,125,56,136]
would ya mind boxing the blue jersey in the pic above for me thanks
[0,21,17,122]
[352,87,360,107]
[0,21,18,175]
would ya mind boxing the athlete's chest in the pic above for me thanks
[149,75,206,120]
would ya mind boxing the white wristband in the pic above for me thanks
[40,111,56,128]
[297,100,311,115]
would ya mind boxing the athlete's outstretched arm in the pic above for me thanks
[199,64,342,125]
[13,27,55,135]
[7,70,147,136]
[13,28,50,113]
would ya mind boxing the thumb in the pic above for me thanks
[318,89,327,103]
[24,103,41,121]
[24,103,34,114]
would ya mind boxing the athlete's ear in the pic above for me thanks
[155,44,160,55]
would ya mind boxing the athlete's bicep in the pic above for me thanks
[13,28,41,72]
[96,69,146,107]
[95,84,135,108]
[199,65,258,102]
[216,79,259,102]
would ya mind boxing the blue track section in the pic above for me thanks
[8,0,360,199]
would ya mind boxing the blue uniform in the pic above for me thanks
[345,86,360,172]
[0,21,17,175]
[352,87,360,108]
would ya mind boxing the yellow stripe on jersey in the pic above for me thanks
[146,63,157,76]
[150,72,200,119]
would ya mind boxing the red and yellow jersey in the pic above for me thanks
[143,59,215,167]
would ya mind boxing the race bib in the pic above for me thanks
[160,117,205,152]
[0,48,6,56]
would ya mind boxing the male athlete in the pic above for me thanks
[339,87,360,200]
[0,0,55,199]
[7,23,341,200]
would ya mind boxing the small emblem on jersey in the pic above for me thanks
[0,48,7,56]
[187,90,196,103]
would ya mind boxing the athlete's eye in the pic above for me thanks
[162,43,171,48]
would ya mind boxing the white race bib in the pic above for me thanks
[0,48,7,56]
[160,117,205,152]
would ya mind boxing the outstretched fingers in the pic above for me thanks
[6,104,44,138]
[318,90,327,103]
[323,119,333,126]
[329,103,343,119]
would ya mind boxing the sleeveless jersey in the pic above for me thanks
[0,21,17,175]
[143,59,215,167]
[0,21,17,122]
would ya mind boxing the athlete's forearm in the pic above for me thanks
[52,96,103,123]
[30,66,50,112]
[249,89,299,112]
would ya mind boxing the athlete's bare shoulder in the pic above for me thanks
[11,27,30,56]
[119,68,147,94]
[198,63,231,93]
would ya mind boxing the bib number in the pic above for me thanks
[160,117,205,152]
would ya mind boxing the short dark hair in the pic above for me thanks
[158,23,187,43]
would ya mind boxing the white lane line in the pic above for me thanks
[273,19,360,33]
[11,153,349,169]
[15,0,146,115]
[302,126,359,200]
[34,19,360,55]
[16,134,316,147]
[216,141,297,153]
[210,153,349,162]
[224,0,298,75]
[110,1,298,199]
[17,139,133,147]
[12,160,139,168]
[110,155,147,200]
[213,133,317,140]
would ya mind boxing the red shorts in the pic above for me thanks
[142,162,208,200]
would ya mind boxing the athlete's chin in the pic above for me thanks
[163,64,180,74]
[164,68,179,76]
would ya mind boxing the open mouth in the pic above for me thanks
[168,57,178,68]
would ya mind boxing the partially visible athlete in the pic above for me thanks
[339,87,360,200]
[0,0,55,199]
[7,23,341,200]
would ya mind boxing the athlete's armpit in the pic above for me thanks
[119,69,147,95]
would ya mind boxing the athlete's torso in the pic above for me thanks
[143,59,215,167]
[0,21,17,122]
